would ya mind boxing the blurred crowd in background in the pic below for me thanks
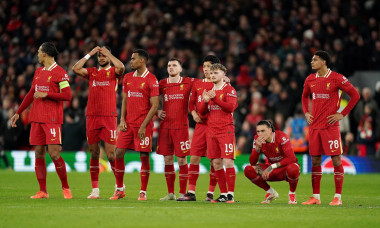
[1,0,380,165]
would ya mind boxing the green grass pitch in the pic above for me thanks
[0,171,379,228]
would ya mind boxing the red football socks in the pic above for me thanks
[244,165,270,191]
[35,158,47,192]
[114,158,125,188]
[188,164,199,192]
[225,167,236,192]
[334,164,344,194]
[52,156,69,189]
[215,169,228,193]
[178,164,188,195]
[208,165,217,192]
[140,155,150,191]
[311,166,322,194]
[165,165,175,194]
[90,158,99,188]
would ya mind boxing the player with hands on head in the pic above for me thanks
[244,120,300,204]
[72,45,124,199]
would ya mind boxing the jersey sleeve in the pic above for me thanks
[302,77,311,114]
[189,80,198,113]
[53,69,70,90]
[122,75,128,93]
[336,74,360,116]
[278,132,297,167]
[212,86,237,113]
[84,67,96,80]
[249,135,260,165]
[149,77,159,97]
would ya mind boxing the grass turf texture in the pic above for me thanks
[0,171,379,228]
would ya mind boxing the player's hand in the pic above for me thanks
[223,75,230,83]
[157,110,166,120]
[207,90,216,99]
[305,112,314,124]
[119,119,127,132]
[138,126,146,140]
[100,47,111,57]
[10,113,19,128]
[262,166,273,180]
[192,112,203,123]
[202,90,210,103]
[89,46,101,56]
[34,91,48,99]
[255,136,265,150]
[327,113,343,125]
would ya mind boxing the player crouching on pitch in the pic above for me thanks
[244,120,300,204]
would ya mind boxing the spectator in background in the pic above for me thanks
[357,104,377,156]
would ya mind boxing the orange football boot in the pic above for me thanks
[30,191,49,199]
[302,197,321,205]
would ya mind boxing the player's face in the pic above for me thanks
[210,69,224,83]
[256,125,272,141]
[97,52,110,67]
[37,47,45,64]
[130,53,143,70]
[311,55,325,70]
[203,61,212,79]
[167,60,182,77]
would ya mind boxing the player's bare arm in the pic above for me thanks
[138,96,159,140]
[100,47,125,75]
[157,110,166,120]
[119,92,127,131]
[10,113,19,128]
[262,162,280,180]
[254,165,264,176]
[72,46,100,76]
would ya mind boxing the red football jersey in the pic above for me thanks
[252,130,297,167]
[200,83,237,136]
[189,79,214,124]
[159,77,194,129]
[302,69,355,129]
[85,66,120,116]
[29,63,70,124]
[122,69,159,127]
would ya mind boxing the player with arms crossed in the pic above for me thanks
[157,58,193,200]
[72,46,124,199]
[111,49,159,200]
[11,42,72,199]
[302,50,360,206]
[198,63,237,203]
[244,120,300,204]
[177,55,220,201]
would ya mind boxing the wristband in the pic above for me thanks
[84,54,91,60]
[271,163,278,169]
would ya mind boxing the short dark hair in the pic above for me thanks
[256,120,275,132]
[133,49,149,61]
[203,55,220,64]
[314,50,331,66]
[41,42,59,58]
[168,58,182,66]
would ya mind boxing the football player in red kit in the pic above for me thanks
[198,63,237,203]
[157,58,193,200]
[244,120,300,204]
[11,42,72,199]
[111,49,159,200]
[301,50,360,206]
[72,46,124,199]
[178,55,220,202]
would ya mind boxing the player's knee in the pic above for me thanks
[244,165,257,179]
[286,164,300,179]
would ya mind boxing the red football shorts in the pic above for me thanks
[86,116,117,145]
[30,122,62,145]
[257,163,300,181]
[309,126,343,156]
[157,128,190,157]
[206,134,236,159]
[116,126,153,152]
[190,123,207,157]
